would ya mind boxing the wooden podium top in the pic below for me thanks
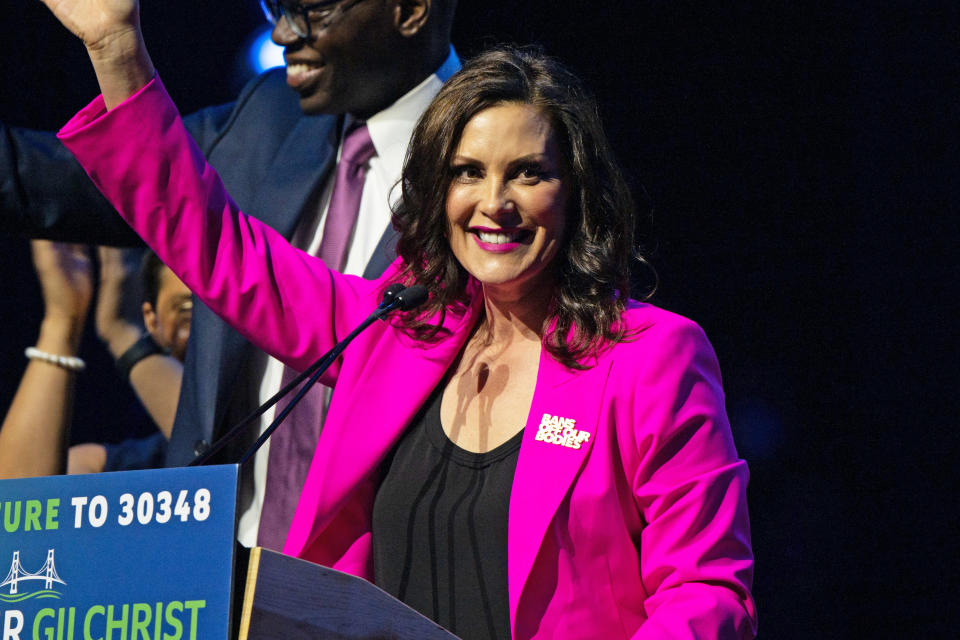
[237,547,459,639]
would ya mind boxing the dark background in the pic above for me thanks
[0,2,956,637]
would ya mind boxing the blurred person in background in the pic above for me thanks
[69,248,191,472]
[0,240,92,478]
[0,244,188,477]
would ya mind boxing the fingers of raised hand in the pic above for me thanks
[38,0,140,49]
[30,240,94,309]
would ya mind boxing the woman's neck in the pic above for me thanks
[475,282,554,349]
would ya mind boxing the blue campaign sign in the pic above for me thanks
[0,464,239,640]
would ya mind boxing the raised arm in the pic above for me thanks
[0,240,92,478]
[43,0,386,379]
[95,246,182,438]
[0,0,151,246]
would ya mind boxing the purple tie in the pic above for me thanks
[256,370,326,551]
[256,123,375,551]
[319,123,376,272]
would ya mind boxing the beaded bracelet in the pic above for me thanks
[24,347,86,372]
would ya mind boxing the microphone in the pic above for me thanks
[378,283,406,309]
[191,282,428,466]
[395,285,428,310]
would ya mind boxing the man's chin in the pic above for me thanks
[297,92,338,116]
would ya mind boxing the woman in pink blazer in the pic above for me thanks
[46,0,756,634]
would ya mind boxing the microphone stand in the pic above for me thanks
[189,285,424,467]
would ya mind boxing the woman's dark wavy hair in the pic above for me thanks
[392,45,651,368]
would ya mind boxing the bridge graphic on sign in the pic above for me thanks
[1,549,66,595]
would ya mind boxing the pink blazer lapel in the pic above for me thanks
[287,293,483,558]
[507,350,614,628]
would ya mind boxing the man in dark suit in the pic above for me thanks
[0,0,459,549]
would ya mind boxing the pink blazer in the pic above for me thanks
[60,77,757,639]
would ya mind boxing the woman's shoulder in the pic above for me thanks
[617,300,714,351]
[600,301,726,415]
[599,300,723,380]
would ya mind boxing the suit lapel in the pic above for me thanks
[362,224,401,279]
[248,114,339,238]
[507,350,614,627]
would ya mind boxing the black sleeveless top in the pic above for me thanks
[372,384,522,640]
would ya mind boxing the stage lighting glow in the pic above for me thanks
[247,27,284,73]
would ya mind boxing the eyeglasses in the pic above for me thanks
[259,0,366,40]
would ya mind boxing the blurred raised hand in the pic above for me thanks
[95,246,145,357]
[0,240,93,478]
[60,245,147,475]
[31,239,94,349]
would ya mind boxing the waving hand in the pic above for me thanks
[38,0,155,108]
[40,0,138,48]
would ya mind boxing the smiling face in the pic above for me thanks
[273,0,422,116]
[445,103,570,301]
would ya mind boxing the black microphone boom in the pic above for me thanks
[190,283,426,467]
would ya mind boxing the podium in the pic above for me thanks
[0,465,458,639]
[237,546,456,639]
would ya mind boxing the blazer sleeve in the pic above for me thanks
[57,76,380,384]
[621,317,757,639]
